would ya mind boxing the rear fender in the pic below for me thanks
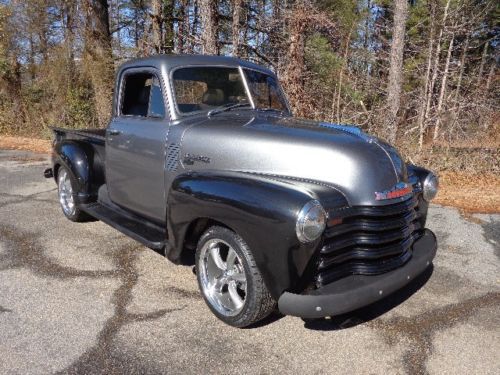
[53,141,93,203]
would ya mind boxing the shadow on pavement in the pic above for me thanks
[302,265,434,331]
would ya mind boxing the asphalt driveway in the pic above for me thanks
[0,149,499,374]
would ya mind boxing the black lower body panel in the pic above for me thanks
[278,229,437,318]
[81,202,166,251]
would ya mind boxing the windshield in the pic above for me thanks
[243,69,288,112]
[172,66,289,115]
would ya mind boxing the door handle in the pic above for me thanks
[108,130,121,136]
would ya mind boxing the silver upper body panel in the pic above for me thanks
[115,54,276,121]
[176,112,408,207]
[112,55,409,210]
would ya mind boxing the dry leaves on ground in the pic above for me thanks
[0,136,52,154]
[435,171,500,214]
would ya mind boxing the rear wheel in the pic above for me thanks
[195,226,276,328]
[57,166,89,222]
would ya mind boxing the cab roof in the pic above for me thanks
[117,54,275,76]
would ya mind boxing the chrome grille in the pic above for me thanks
[315,196,423,287]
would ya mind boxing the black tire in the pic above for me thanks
[56,166,91,222]
[195,226,276,328]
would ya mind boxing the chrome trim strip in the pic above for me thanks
[239,66,256,109]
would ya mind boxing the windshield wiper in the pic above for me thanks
[207,102,251,116]
[256,107,287,116]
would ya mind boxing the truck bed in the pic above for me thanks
[51,127,106,143]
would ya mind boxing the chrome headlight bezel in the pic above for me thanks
[296,200,327,243]
[423,173,439,201]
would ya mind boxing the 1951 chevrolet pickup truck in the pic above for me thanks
[44,55,438,327]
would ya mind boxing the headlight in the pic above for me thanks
[296,200,327,243]
[423,173,439,201]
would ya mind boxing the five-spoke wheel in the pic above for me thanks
[195,226,276,327]
[56,166,89,222]
[198,239,247,316]
[58,168,76,217]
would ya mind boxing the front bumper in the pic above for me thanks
[278,229,437,318]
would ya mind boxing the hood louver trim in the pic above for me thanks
[166,143,180,172]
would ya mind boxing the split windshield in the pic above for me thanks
[172,66,288,115]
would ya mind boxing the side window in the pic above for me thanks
[120,72,165,118]
[149,76,165,118]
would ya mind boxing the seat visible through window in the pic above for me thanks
[121,73,165,118]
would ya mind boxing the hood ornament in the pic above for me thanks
[375,182,412,201]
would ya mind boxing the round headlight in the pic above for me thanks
[296,200,327,243]
[423,173,439,201]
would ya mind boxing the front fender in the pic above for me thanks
[166,170,345,298]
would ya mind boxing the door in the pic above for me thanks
[106,69,169,222]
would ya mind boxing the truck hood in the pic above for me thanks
[179,113,408,206]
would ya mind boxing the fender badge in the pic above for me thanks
[375,182,412,201]
[183,153,211,165]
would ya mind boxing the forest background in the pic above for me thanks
[0,0,498,211]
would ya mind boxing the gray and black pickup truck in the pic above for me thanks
[45,55,438,327]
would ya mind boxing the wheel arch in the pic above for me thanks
[176,217,236,265]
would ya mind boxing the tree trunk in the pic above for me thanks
[190,0,199,53]
[449,33,468,133]
[433,32,454,141]
[453,34,469,105]
[284,5,307,116]
[28,32,36,80]
[336,27,353,123]
[178,0,189,53]
[417,30,434,149]
[485,64,495,92]
[232,0,242,56]
[83,0,114,127]
[163,0,175,53]
[478,39,489,82]
[33,1,49,65]
[385,0,408,144]
[425,0,450,132]
[417,0,436,150]
[62,0,76,77]
[200,0,219,55]
[269,0,282,67]
[151,0,163,53]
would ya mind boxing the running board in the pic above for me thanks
[81,202,166,251]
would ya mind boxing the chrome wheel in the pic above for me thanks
[198,239,247,317]
[58,169,76,216]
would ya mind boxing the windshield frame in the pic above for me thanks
[169,64,291,118]
[241,67,291,115]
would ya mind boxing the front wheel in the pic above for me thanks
[195,226,276,328]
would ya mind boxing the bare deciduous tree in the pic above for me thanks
[200,0,219,55]
[385,0,408,144]
[83,0,114,127]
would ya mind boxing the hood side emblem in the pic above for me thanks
[183,153,211,165]
[375,182,412,201]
